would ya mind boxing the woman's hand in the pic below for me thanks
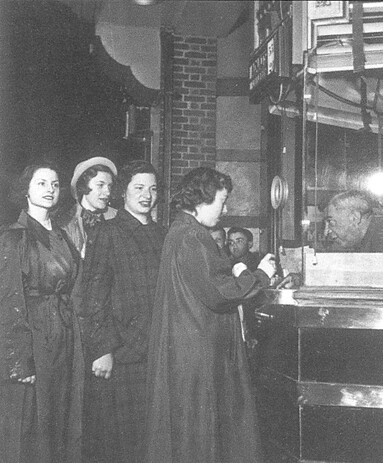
[18,375,36,385]
[92,353,113,379]
[232,262,248,277]
[276,272,302,289]
[257,253,276,279]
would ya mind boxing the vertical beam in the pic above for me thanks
[281,113,296,241]
[260,100,271,254]
[160,28,174,228]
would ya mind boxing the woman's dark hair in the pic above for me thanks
[76,164,116,201]
[115,160,160,198]
[171,167,232,212]
[8,162,60,209]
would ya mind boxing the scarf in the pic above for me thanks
[81,208,105,232]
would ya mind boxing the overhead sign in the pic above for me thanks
[249,35,279,103]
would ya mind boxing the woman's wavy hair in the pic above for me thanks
[8,161,60,209]
[171,167,232,212]
[115,160,161,199]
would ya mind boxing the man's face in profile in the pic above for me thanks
[324,204,364,250]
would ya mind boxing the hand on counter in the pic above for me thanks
[232,253,277,281]
[276,272,302,289]
[257,253,277,279]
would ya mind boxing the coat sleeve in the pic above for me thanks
[82,223,122,361]
[178,229,270,312]
[0,229,34,381]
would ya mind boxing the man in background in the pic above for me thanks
[227,227,263,368]
[227,226,260,271]
[209,225,228,255]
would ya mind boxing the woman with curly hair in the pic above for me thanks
[0,162,83,463]
[81,160,166,463]
[146,167,276,463]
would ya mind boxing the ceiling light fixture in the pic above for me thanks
[133,0,159,5]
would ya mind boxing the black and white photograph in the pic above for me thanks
[1,1,383,462]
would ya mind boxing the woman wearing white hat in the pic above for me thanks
[57,156,117,258]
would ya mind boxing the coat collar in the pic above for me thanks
[11,209,56,249]
[175,210,202,228]
[115,208,154,230]
[173,210,212,236]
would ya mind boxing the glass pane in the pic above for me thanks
[303,121,380,252]
[300,71,383,287]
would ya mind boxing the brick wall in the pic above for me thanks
[171,35,218,187]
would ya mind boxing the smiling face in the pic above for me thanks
[123,173,157,223]
[27,168,59,211]
[324,204,365,250]
[194,189,228,228]
[81,171,113,212]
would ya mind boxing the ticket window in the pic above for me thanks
[297,121,383,287]
[303,122,380,250]
[273,92,383,287]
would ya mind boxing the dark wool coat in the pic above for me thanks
[0,211,83,463]
[81,209,166,463]
[241,251,262,271]
[146,212,270,463]
[82,208,166,363]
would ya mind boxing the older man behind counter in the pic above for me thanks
[324,190,383,252]
[278,189,383,289]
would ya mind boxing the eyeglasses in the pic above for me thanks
[228,238,246,246]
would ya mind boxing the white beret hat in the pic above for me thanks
[70,156,117,199]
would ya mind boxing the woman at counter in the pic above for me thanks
[0,163,83,463]
[145,167,276,463]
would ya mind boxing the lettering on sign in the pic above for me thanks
[249,48,267,91]
[308,0,345,20]
[316,1,332,7]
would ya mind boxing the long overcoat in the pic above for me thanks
[0,211,83,463]
[81,208,166,463]
[146,212,269,463]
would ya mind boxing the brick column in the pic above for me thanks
[171,35,217,187]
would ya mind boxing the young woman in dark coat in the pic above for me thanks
[81,160,166,463]
[0,163,83,463]
[146,167,276,463]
